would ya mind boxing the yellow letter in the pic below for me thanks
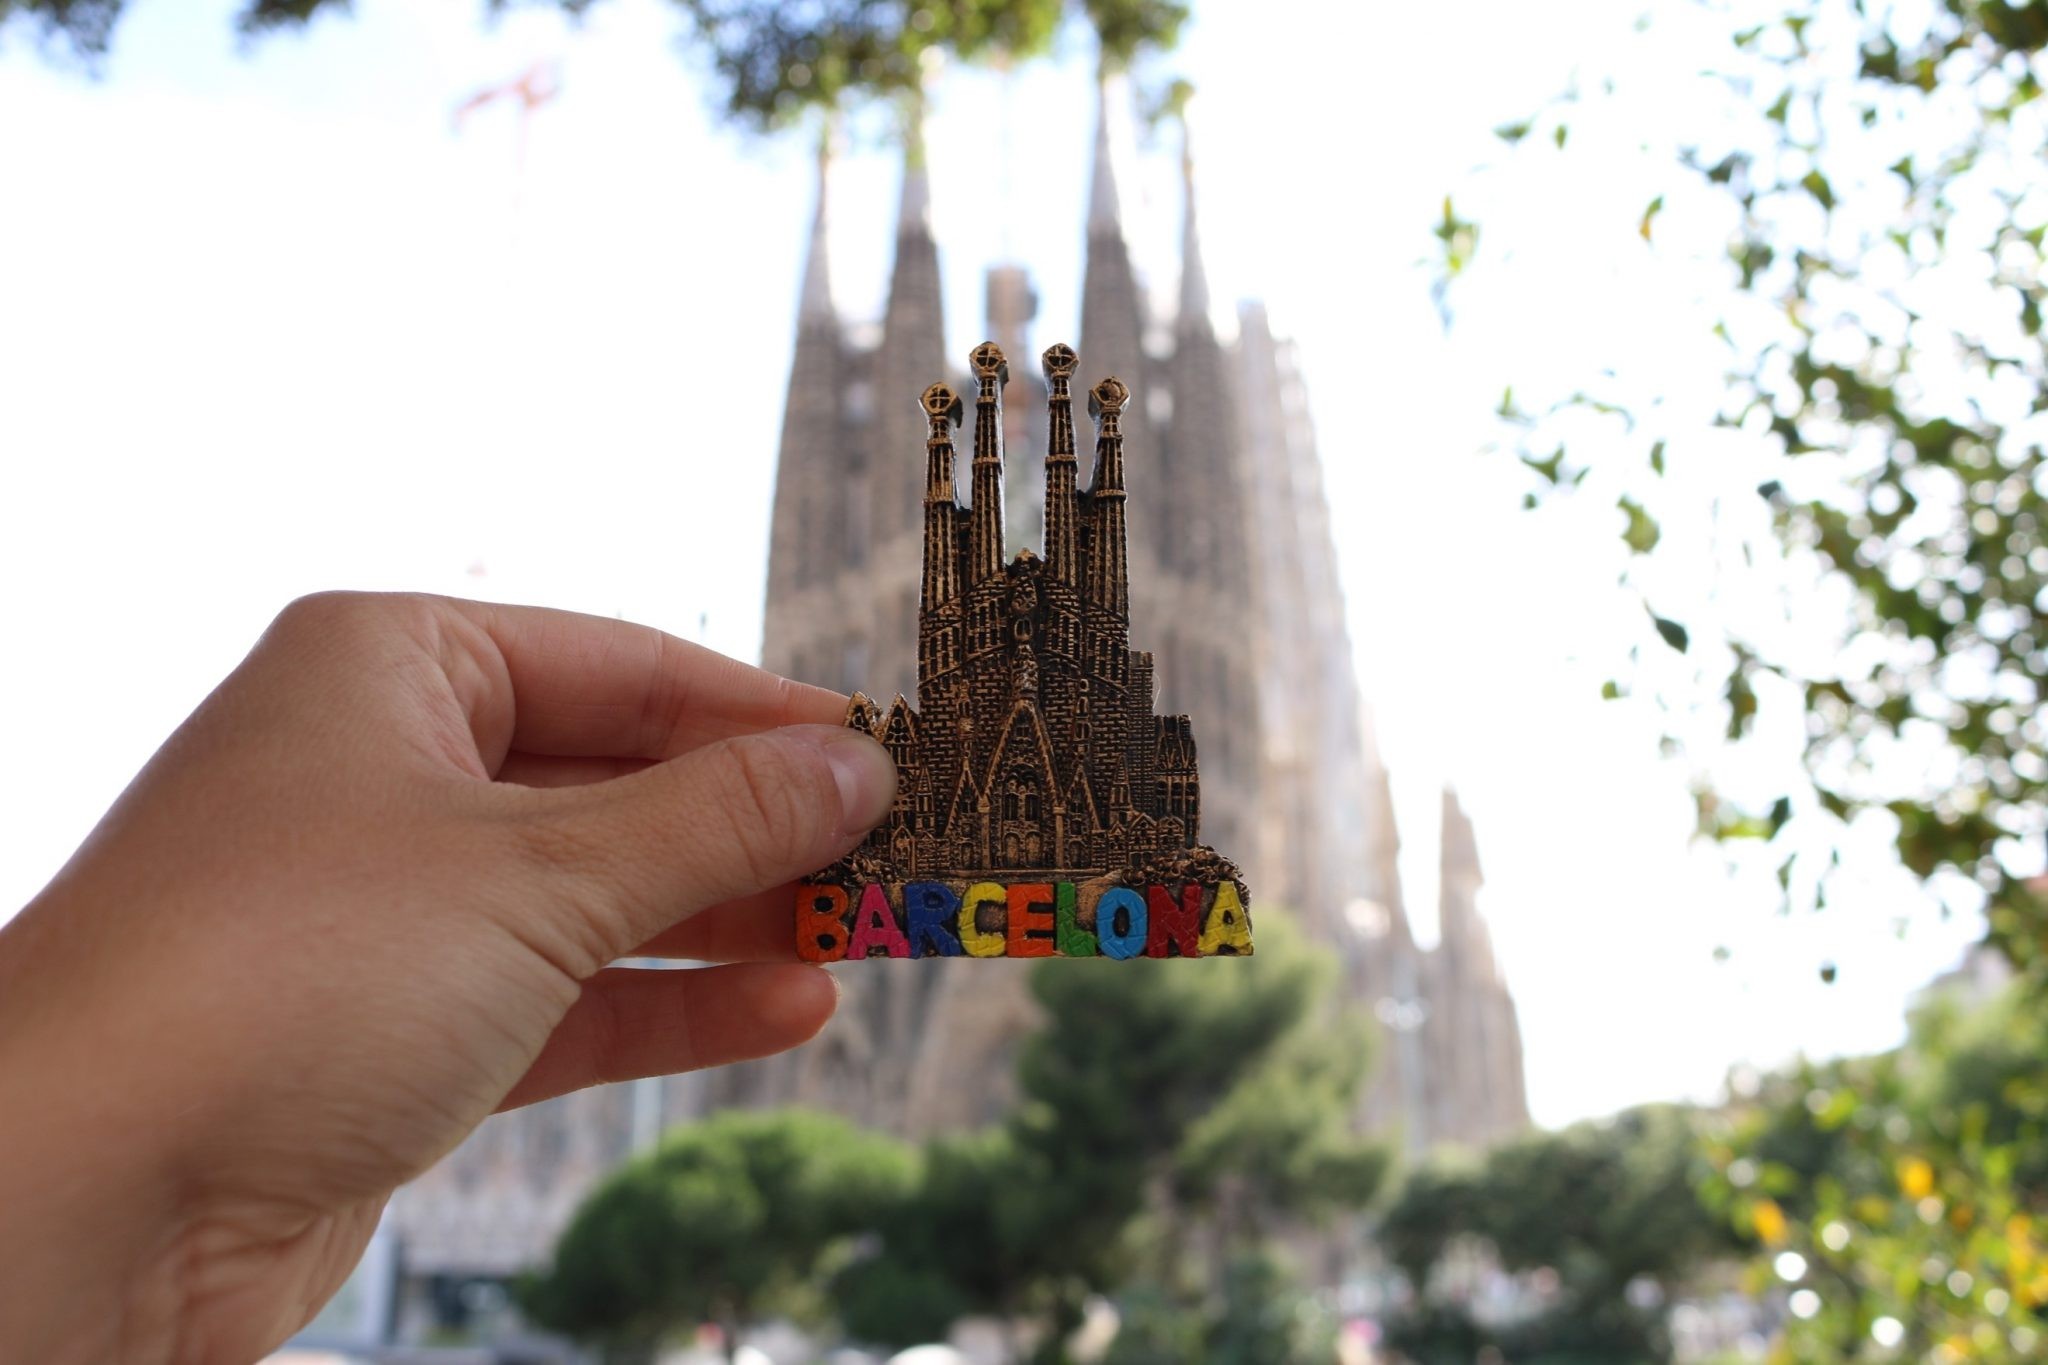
[1198,882,1254,956]
[959,881,1009,957]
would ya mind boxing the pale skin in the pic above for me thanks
[0,592,898,1365]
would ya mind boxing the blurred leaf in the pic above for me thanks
[1620,495,1662,553]
[1651,613,1689,652]
[1639,193,1665,241]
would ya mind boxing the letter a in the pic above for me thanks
[1197,882,1254,956]
[847,883,911,959]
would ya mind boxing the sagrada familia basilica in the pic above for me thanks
[388,82,1529,1283]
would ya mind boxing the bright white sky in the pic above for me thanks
[0,0,1992,1128]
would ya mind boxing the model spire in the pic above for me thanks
[1042,344,1080,587]
[968,342,1010,583]
[1087,375,1130,621]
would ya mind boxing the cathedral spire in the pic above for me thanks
[798,130,834,325]
[1177,130,1211,336]
[760,126,846,676]
[899,100,933,236]
[1086,75,1122,236]
[1078,74,1150,537]
[1438,786,1499,984]
[868,96,951,702]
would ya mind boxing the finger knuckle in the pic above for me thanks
[274,590,373,635]
[274,590,450,644]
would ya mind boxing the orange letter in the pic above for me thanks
[797,884,849,963]
[1006,883,1056,958]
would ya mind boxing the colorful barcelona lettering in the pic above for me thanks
[797,879,1254,962]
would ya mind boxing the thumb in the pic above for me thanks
[514,725,896,969]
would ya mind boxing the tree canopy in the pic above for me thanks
[2,0,1189,122]
[1381,1104,1736,1362]
[1446,0,2047,956]
[842,911,1387,1361]
[519,1108,916,1361]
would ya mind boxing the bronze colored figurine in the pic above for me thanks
[796,342,1252,961]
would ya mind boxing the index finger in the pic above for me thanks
[447,598,847,760]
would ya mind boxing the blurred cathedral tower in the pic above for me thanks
[387,84,1529,1287]
[749,84,1527,1148]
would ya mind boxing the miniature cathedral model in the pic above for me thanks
[797,341,1252,962]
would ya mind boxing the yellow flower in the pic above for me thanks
[1753,1198,1788,1246]
[1901,1156,1937,1200]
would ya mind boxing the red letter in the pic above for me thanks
[1145,883,1203,958]
[847,883,911,959]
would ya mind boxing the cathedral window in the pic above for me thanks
[844,378,875,424]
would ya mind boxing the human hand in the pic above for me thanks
[0,592,896,1365]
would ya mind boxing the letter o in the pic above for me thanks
[1096,887,1148,960]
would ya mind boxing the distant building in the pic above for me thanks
[744,77,1527,1150]
[389,81,1529,1282]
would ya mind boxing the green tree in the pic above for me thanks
[520,1108,915,1364]
[1382,1104,1735,1363]
[1702,981,2048,1360]
[839,912,1386,1361]
[836,1126,1042,1352]
[1103,1252,1337,1365]
[4,0,1189,120]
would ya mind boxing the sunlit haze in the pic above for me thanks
[0,0,1988,1127]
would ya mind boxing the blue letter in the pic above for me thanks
[1096,887,1148,960]
[905,881,965,957]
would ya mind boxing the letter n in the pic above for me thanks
[1146,883,1203,958]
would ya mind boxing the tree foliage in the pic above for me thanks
[1381,1104,1736,1363]
[839,912,1387,1360]
[1102,1252,1338,1365]
[1703,976,2048,1360]
[2,0,1187,123]
[519,1108,915,1361]
[1444,5,2048,1352]
[1449,0,2048,953]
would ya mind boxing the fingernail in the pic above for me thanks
[823,730,896,833]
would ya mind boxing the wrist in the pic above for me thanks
[0,895,195,1365]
